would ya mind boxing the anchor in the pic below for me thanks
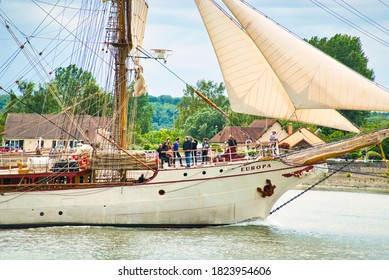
[257,179,276,198]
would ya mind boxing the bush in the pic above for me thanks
[143,144,151,150]
[366,151,382,160]
[348,151,360,159]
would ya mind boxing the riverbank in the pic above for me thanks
[297,161,389,194]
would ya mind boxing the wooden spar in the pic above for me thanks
[193,89,229,119]
[286,128,389,165]
[116,0,132,149]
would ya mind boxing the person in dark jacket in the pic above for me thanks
[183,136,192,168]
[172,138,183,167]
[226,134,237,160]
[156,144,170,167]
[191,138,198,165]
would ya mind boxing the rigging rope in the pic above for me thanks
[269,160,355,215]
[270,146,381,215]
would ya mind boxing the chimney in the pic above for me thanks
[288,123,293,135]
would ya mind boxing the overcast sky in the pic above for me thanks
[1,0,388,97]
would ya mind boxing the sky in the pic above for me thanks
[0,0,388,98]
[142,0,389,97]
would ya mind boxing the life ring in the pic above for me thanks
[79,156,89,169]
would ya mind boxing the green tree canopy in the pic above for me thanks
[182,108,226,140]
[5,64,105,116]
[175,80,227,129]
[129,93,154,135]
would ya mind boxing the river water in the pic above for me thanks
[1,190,389,260]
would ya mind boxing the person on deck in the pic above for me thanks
[183,136,192,168]
[269,131,278,156]
[202,137,210,164]
[162,137,171,150]
[156,144,170,167]
[226,134,237,160]
[269,131,278,143]
[172,138,183,167]
[191,138,198,165]
[162,137,172,165]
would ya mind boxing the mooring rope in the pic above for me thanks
[269,160,355,215]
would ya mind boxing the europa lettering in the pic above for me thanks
[241,164,271,172]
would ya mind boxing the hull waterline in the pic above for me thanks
[0,160,317,228]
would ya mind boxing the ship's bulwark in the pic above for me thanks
[0,160,317,228]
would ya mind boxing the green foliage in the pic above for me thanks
[182,108,226,140]
[5,65,105,116]
[0,94,9,111]
[142,128,182,146]
[54,64,95,98]
[149,95,180,105]
[149,95,180,130]
[128,93,153,135]
[366,151,383,160]
[318,129,353,143]
[5,81,58,113]
[175,80,227,130]
[348,151,360,159]
[360,112,389,156]
[228,112,260,127]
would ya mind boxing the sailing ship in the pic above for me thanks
[0,0,388,228]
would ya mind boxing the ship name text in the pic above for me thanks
[241,164,272,172]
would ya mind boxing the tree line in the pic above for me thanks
[0,34,388,157]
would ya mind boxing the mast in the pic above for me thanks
[106,0,132,149]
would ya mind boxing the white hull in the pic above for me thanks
[0,160,317,228]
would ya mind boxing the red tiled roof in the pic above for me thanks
[209,126,267,143]
[209,119,282,143]
[248,119,277,128]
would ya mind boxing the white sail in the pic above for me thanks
[195,0,360,132]
[222,0,389,111]
[130,0,148,96]
[131,0,148,65]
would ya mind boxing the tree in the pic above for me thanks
[54,64,95,101]
[141,128,181,148]
[6,65,104,116]
[175,80,227,129]
[307,34,373,126]
[228,111,261,127]
[5,80,59,114]
[129,93,153,135]
[182,108,226,140]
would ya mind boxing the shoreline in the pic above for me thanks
[295,184,389,195]
[296,161,389,194]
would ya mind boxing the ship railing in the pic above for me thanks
[155,142,281,169]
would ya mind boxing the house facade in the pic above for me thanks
[2,113,106,152]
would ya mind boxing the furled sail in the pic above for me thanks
[221,0,389,112]
[131,0,148,96]
[195,0,360,132]
[130,0,148,64]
